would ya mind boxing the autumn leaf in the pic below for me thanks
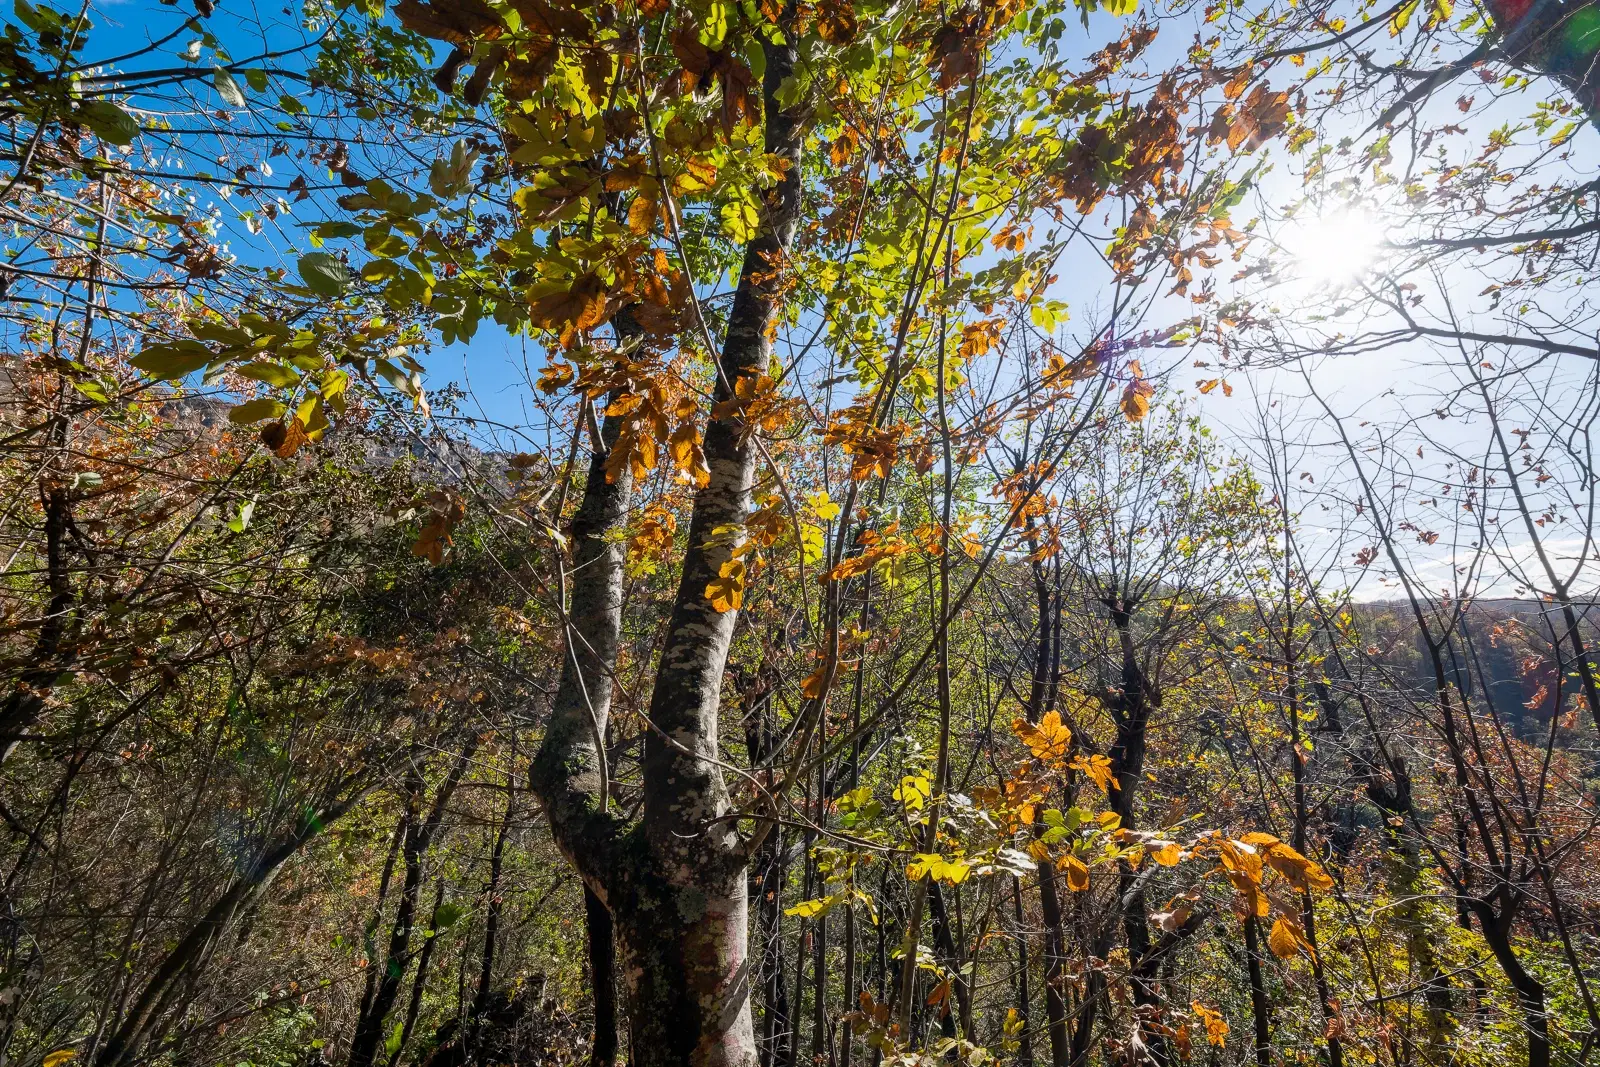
[705,559,746,612]
[394,0,505,45]
[627,195,659,235]
[815,0,859,44]
[1014,709,1072,761]
[1150,841,1183,866]
[1062,854,1090,891]
[260,418,309,459]
[1268,916,1316,960]
[1121,372,1154,422]
[537,361,574,394]
[1389,0,1419,35]
[785,895,841,919]
[1071,753,1119,793]
[960,318,1004,359]
[529,273,608,346]
[411,490,466,566]
[1226,85,1291,151]
[800,666,829,699]
[1261,840,1335,893]
[1193,1002,1229,1047]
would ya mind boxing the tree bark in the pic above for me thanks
[349,744,476,1067]
[1242,914,1271,1067]
[531,24,804,1067]
[587,886,620,1067]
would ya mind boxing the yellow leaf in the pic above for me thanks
[669,423,709,487]
[1268,916,1314,959]
[1062,854,1090,892]
[785,894,840,918]
[1193,1003,1228,1047]
[1262,841,1335,893]
[1014,709,1073,762]
[1389,0,1419,34]
[1151,842,1183,866]
[894,775,929,812]
[705,558,746,612]
[627,194,659,235]
[1071,753,1118,793]
[44,1052,77,1067]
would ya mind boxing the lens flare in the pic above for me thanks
[1280,207,1385,288]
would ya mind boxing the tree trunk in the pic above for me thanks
[1024,560,1070,1067]
[1010,878,1033,1067]
[1105,605,1165,1067]
[1473,904,1550,1067]
[349,745,476,1067]
[586,887,620,1067]
[472,790,513,1022]
[532,22,804,1067]
[1242,914,1271,1067]
[391,879,446,1067]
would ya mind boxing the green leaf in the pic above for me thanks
[227,498,256,533]
[228,398,286,424]
[297,252,349,297]
[433,901,465,928]
[784,894,842,919]
[213,66,247,108]
[242,68,268,91]
[72,379,109,403]
[363,226,409,258]
[78,99,140,145]
[234,362,300,387]
[131,340,212,380]
[313,221,362,240]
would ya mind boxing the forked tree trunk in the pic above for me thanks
[531,24,804,1067]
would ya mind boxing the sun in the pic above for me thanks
[1278,206,1385,288]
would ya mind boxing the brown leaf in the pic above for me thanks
[1121,375,1154,422]
[395,0,504,45]
[508,0,592,37]
[530,273,609,345]
[1226,85,1290,152]
[815,0,859,43]
[260,418,308,459]
[627,195,659,235]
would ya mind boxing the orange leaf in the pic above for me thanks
[1062,854,1090,892]
[705,559,746,612]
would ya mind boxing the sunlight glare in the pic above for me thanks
[1281,207,1385,288]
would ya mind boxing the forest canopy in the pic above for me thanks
[3,0,1600,1064]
